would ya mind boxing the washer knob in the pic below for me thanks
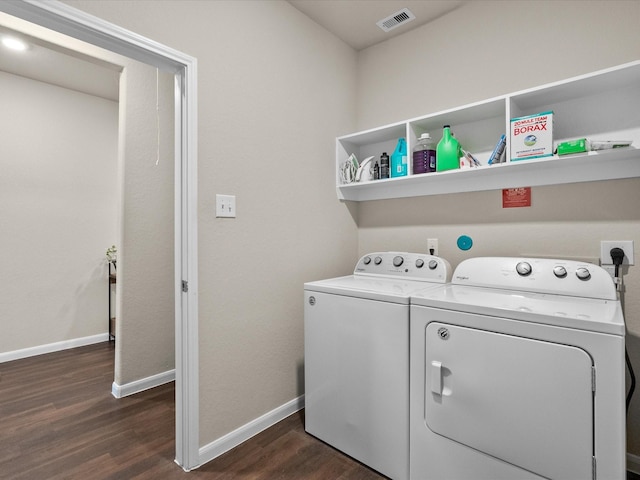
[415,259,424,268]
[374,256,382,265]
[553,266,567,278]
[575,267,591,280]
[363,256,371,265]
[428,260,438,270]
[393,256,404,267]
[516,262,532,276]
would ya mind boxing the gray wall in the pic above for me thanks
[0,70,118,353]
[115,62,175,385]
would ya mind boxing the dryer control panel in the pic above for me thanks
[453,257,616,300]
[354,252,452,283]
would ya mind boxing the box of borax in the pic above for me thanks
[510,111,553,161]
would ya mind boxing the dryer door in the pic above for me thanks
[426,322,593,480]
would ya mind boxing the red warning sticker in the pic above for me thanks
[502,187,531,208]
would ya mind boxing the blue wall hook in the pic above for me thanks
[457,235,473,251]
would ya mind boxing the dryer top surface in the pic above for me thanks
[411,283,624,335]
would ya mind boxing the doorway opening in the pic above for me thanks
[0,1,200,471]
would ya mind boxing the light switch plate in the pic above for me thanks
[216,194,236,218]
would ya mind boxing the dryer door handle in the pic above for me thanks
[431,360,443,395]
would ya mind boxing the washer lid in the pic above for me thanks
[305,275,444,304]
[411,284,624,335]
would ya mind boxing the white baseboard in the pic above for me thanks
[0,333,109,363]
[628,452,640,474]
[111,369,176,398]
[198,394,305,467]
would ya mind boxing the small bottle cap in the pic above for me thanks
[443,124,450,128]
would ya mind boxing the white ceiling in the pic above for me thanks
[287,0,468,50]
[0,19,121,101]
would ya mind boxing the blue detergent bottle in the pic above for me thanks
[391,137,408,177]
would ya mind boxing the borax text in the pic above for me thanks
[513,116,548,136]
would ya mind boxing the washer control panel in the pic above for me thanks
[453,257,616,300]
[355,252,452,283]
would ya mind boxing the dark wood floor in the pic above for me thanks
[4,342,639,480]
[0,342,384,479]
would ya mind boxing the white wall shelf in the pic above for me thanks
[336,61,640,202]
[337,148,640,201]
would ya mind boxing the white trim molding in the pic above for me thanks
[199,395,305,468]
[628,452,640,475]
[0,333,109,363]
[111,369,176,398]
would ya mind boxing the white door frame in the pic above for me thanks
[0,0,200,471]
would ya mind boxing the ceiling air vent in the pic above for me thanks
[376,8,416,32]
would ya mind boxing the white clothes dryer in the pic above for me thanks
[409,257,625,480]
[304,252,452,480]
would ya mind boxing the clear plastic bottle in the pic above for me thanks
[413,133,436,174]
[436,125,461,172]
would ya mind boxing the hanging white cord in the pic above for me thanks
[156,68,160,166]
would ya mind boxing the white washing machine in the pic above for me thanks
[304,252,452,480]
[410,257,626,480]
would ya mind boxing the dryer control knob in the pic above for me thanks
[553,266,567,278]
[428,260,438,270]
[363,256,371,265]
[516,261,532,276]
[393,256,404,267]
[576,267,591,280]
[374,256,382,265]
[415,259,425,268]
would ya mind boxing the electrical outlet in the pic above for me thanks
[216,194,236,218]
[600,240,634,265]
[427,238,438,256]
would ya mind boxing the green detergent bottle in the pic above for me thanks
[391,137,407,178]
[436,125,461,172]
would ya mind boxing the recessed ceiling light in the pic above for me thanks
[2,36,29,52]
